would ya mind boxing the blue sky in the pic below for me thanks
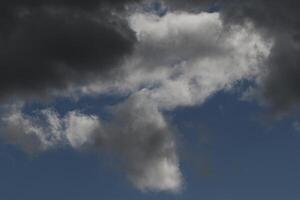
[1,91,300,199]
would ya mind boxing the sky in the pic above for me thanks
[1,0,300,199]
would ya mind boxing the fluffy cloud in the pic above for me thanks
[84,11,270,109]
[157,0,300,115]
[100,93,182,192]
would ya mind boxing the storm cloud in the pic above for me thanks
[0,0,137,99]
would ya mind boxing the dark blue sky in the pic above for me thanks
[1,91,300,200]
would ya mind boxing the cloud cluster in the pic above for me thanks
[1,94,182,192]
[0,7,270,192]
[83,11,270,106]
[0,0,299,192]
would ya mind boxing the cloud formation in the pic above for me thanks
[0,0,137,99]
[0,8,270,192]
[1,94,182,192]
[220,0,300,114]
[156,0,300,115]
[1,105,100,152]
[1,0,299,193]
[99,93,182,192]
[84,11,269,109]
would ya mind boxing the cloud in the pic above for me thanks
[0,104,100,152]
[219,0,300,114]
[0,0,137,99]
[83,11,270,109]
[157,0,300,115]
[159,0,214,12]
[1,94,182,192]
[99,93,182,192]
[65,111,100,148]
[1,0,300,193]
[0,7,271,192]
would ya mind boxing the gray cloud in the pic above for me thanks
[84,11,269,108]
[96,93,182,192]
[0,0,281,193]
[0,94,182,192]
[162,0,214,12]
[159,0,300,115]
[219,0,300,114]
[0,10,269,192]
[0,0,138,99]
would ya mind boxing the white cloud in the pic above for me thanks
[1,95,182,192]
[78,12,270,191]
[64,112,100,148]
[115,94,182,192]
[1,106,100,152]
[1,106,61,152]
[83,12,271,110]
[132,156,182,192]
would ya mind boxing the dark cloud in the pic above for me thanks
[220,0,300,114]
[0,0,138,99]
[163,0,214,12]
